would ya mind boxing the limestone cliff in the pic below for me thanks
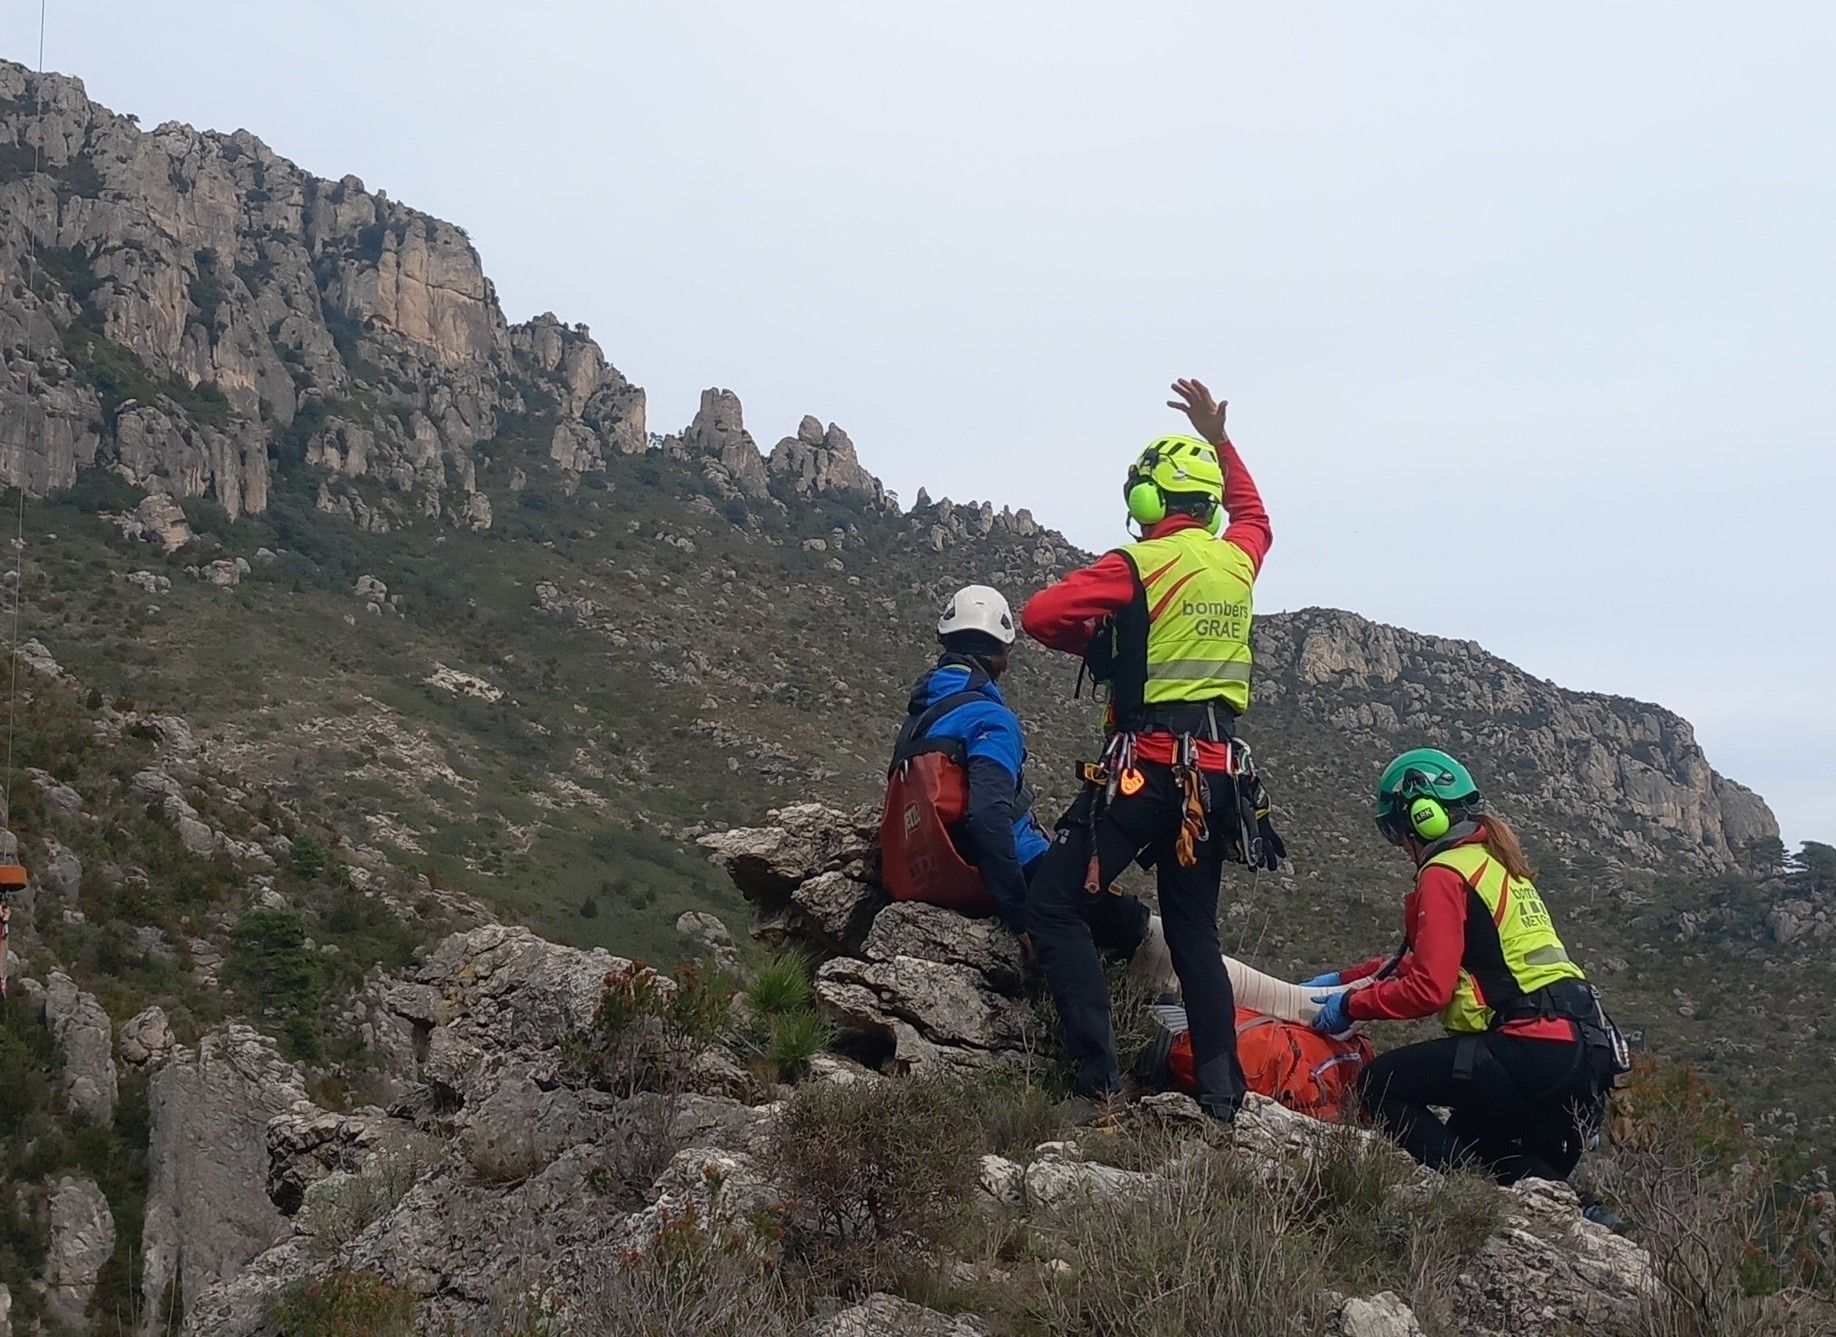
[0,61,642,530]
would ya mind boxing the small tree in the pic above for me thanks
[289,835,328,879]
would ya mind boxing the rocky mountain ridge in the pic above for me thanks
[0,59,1776,882]
[0,61,909,536]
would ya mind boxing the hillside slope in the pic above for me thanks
[3,57,1826,1127]
[1,56,1833,1334]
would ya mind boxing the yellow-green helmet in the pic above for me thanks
[1124,435,1225,526]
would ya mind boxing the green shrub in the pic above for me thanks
[571,961,736,1097]
[960,1064,1071,1160]
[268,1269,414,1336]
[764,1008,832,1079]
[768,1073,979,1292]
[748,955,812,1018]
[573,1205,799,1335]
[225,910,324,1061]
[290,835,329,879]
[1015,1150,1332,1336]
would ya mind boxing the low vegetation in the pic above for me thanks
[267,1269,415,1337]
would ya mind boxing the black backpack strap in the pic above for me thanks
[890,689,994,773]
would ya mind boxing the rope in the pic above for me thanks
[2,0,49,999]
[4,0,49,833]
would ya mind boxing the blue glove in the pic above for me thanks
[1311,991,1353,1036]
[1300,972,1342,989]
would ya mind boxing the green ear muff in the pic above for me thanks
[1126,480,1167,526]
[1408,796,1451,841]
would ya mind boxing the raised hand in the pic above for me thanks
[1167,377,1228,447]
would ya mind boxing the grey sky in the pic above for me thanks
[9,2,1831,844]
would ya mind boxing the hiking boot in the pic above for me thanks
[1055,1092,1129,1131]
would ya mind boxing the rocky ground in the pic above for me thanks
[7,799,1825,1336]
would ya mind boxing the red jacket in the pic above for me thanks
[1021,437,1271,658]
[1339,833,1574,1041]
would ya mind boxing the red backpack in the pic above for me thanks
[1169,1007,1374,1123]
[879,690,997,916]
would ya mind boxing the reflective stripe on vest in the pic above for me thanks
[1120,527,1256,714]
[1428,843,1585,1035]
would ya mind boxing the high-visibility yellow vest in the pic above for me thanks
[1428,843,1585,1035]
[1115,526,1257,715]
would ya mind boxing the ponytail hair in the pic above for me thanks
[1479,813,1536,882]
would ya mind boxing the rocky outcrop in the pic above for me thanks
[816,1294,989,1336]
[140,1025,309,1330]
[119,1005,175,1069]
[675,909,741,974]
[43,969,117,1121]
[1253,607,1778,869]
[357,922,625,1112]
[663,387,770,499]
[0,61,642,527]
[703,805,1029,1073]
[768,416,886,504]
[36,836,81,906]
[43,1175,115,1330]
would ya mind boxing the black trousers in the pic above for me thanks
[1359,1030,1606,1184]
[1025,763,1245,1117]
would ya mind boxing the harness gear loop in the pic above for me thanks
[1173,732,1211,868]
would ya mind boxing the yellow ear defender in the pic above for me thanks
[1408,795,1452,841]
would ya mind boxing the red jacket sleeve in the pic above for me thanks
[1346,866,1469,1023]
[1218,438,1271,574]
[1338,954,1392,985]
[1020,552,1138,655]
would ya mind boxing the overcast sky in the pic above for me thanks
[8,2,1831,845]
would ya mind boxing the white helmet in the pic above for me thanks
[937,584,1015,645]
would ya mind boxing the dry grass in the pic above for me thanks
[297,1131,444,1258]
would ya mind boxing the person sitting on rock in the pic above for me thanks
[892,585,1160,973]
[1303,748,1625,1218]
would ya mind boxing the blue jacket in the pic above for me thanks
[900,657,1051,931]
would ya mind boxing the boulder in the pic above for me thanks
[43,1176,115,1331]
[140,1025,309,1329]
[862,902,1022,994]
[364,924,626,1110]
[119,1005,175,1069]
[698,803,879,908]
[675,909,742,974]
[1022,1149,1160,1212]
[27,768,83,820]
[37,837,83,904]
[612,1146,782,1260]
[775,871,886,956]
[44,971,118,1121]
[1335,1291,1426,1337]
[1451,1178,1655,1336]
[814,1293,988,1336]
[457,1069,603,1176]
[815,955,1028,1070]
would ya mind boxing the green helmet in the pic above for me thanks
[1124,435,1226,527]
[1374,748,1479,845]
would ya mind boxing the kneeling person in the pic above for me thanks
[1306,749,1624,1189]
